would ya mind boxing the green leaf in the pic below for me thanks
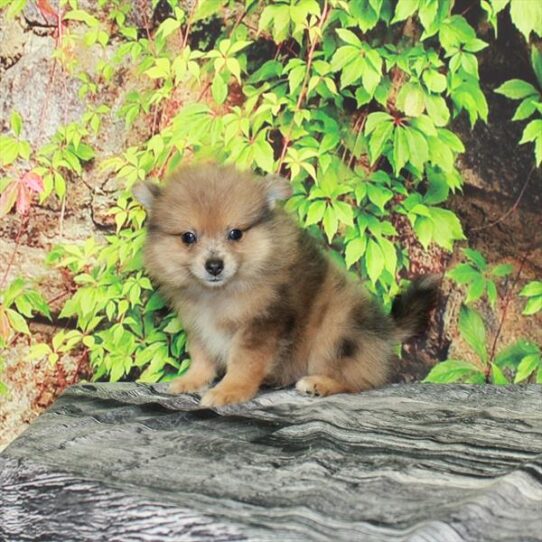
[447,263,479,284]
[458,305,487,363]
[365,238,384,284]
[519,119,542,144]
[6,309,30,335]
[520,280,542,297]
[212,73,228,104]
[306,200,326,225]
[378,237,397,275]
[340,56,365,88]
[495,339,540,369]
[393,126,409,174]
[156,17,181,39]
[28,343,52,361]
[368,120,394,164]
[509,0,542,39]
[10,111,22,136]
[194,0,227,21]
[514,354,540,383]
[463,248,487,270]
[163,317,183,334]
[495,79,539,100]
[491,364,509,385]
[0,137,19,165]
[425,94,450,127]
[419,0,439,32]
[428,207,465,250]
[491,263,514,277]
[423,359,483,383]
[64,9,99,26]
[398,82,425,117]
[523,296,542,316]
[248,60,283,83]
[427,136,454,171]
[531,46,542,88]
[465,276,486,304]
[405,127,429,171]
[253,135,274,172]
[437,129,465,153]
[365,112,394,134]
[288,64,306,94]
[409,115,437,136]
[413,216,434,249]
[485,280,497,308]
[423,70,447,93]
[323,205,338,242]
[336,28,362,47]
[345,237,367,268]
[535,133,542,167]
[3,277,25,307]
[392,0,419,23]
[331,45,360,72]
[367,184,393,211]
[424,169,449,204]
[145,58,171,79]
[333,201,354,226]
[512,98,538,122]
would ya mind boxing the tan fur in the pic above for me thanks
[134,164,436,407]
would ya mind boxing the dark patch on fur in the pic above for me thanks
[147,221,160,233]
[338,337,358,358]
[351,301,393,336]
[276,283,290,301]
[242,295,298,351]
[391,276,439,338]
[285,313,296,332]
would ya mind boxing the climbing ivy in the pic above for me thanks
[0,0,540,390]
[424,249,542,385]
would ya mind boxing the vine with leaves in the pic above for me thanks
[0,0,540,393]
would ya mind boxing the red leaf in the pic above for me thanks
[22,172,44,193]
[16,184,31,215]
[36,0,59,21]
[0,181,18,218]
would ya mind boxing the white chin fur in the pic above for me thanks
[202,277,228,288]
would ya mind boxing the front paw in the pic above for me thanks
[169,375,208,394]
[200,385,256,407]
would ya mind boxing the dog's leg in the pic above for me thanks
[169,342,216,394]
[200,332,277,407]
[295,375,352,397]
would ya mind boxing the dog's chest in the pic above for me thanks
[190,307,235,363]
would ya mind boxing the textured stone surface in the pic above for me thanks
[1,383,541,541]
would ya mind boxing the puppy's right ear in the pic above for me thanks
[133,181,161,209]
[263,174,292,209]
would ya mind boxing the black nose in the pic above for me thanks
[205,258,224,276]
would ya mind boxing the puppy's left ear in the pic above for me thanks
[264,174,292,209]
[133,180,161,209]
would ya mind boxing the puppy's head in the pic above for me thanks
[133,164,291,290]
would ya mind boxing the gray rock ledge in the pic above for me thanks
[1,383,541,541]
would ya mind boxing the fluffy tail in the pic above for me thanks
[391,275,440,342]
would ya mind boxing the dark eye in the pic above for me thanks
[228,229,243,241]
[181,231,197,245]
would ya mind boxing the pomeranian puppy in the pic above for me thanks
[134,164,438,407]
